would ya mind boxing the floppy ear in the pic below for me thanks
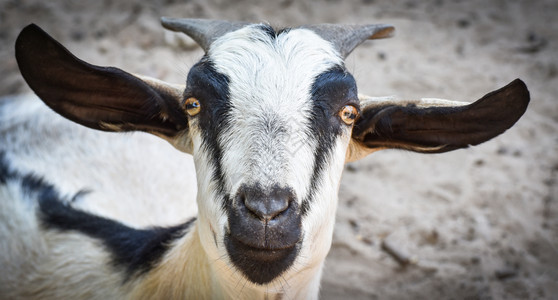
[15,24,189,143]
[347,79,530,162]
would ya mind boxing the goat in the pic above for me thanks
[0,18,529,299]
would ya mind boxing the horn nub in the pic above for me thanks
[161,17,250,52]
[300,24,395,58]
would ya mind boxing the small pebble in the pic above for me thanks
[345,163,358,172]
[495,268,517,280]
[457,19,471,29]
[378,52,386,61]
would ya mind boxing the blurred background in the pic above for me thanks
[1,0,557,298]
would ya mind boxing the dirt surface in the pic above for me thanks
[1,0,557,299]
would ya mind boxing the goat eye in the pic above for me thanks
[184,97,201,116]
[339,105,359,125]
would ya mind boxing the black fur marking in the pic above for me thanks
[302,67,358,215]
[0,158,197,280]
[255,24,278,40]
[0,152,11,184]
[184,58,232,211]
[0,151,60,207]
[277,27,292,36]
[39,193,195,280]
[1,157,195,282]
[0,152,57,203]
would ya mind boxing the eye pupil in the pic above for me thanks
[339,105,359,125]
[184,97,201,116]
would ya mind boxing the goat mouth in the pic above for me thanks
[224,234,300,285]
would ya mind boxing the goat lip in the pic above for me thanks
[227,234,300,258]
[225,234,300,284]
[228,234,298,252]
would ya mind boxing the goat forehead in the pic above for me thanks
[208,24,343,72]
[208,25,343,113]
[206,24,345,149]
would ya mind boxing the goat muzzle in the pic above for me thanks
[224,184,302,284]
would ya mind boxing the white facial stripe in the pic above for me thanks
[208,25,343,200]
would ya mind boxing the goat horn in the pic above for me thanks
[299,24,395,58]
[161,17,250,52]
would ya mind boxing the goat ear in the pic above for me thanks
[15,24,188,140]
[346,79,530,162]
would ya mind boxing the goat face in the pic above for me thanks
[186,25,356,284]
[15,20,529,290]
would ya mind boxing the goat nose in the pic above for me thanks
[239,185,293,221]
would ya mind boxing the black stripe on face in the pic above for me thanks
[184,58,233,209]
[301,66,359,216]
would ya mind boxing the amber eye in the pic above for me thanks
[339,105,359,125]
[184,97,201,116]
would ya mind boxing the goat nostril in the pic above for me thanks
[239,185,294,222]
[238,190,246,204]
[244,197,289,221]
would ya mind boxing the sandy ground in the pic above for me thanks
[1,0,557,299]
